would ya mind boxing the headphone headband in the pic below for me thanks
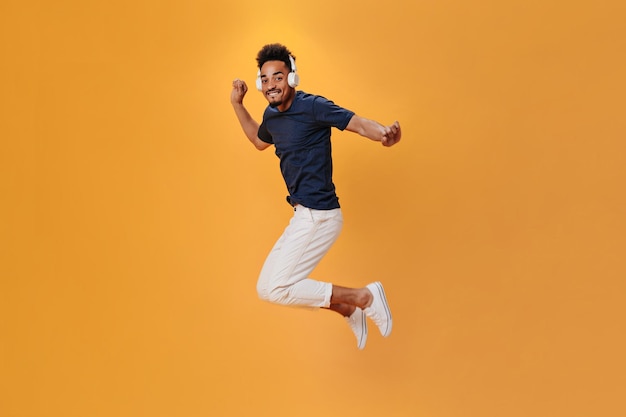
[288,55,297,73]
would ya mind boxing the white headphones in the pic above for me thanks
[256,55,300,91]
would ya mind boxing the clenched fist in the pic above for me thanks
[381,121,401,147]
[231,78,248,105]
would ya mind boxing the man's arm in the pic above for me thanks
[345,115,402,147]
[230,79,271,151]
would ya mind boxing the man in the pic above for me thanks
[230,43,401,349]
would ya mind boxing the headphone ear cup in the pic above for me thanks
[256,70,262,91]
[287,55,299,88]
[288,72,300,88]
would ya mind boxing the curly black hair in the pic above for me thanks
[256,43,296,71]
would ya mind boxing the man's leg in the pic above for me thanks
[256,205,343,308]
[256,205,392,346]
[329,285,372,312]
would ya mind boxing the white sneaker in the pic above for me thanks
[345,307,368,350]
[364,282,392,337]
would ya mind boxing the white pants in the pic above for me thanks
[256,205,343,308]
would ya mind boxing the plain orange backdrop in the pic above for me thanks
[1,1,625,416]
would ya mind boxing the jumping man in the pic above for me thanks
[230,43,401,349]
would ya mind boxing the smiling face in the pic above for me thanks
[259,60,295,111]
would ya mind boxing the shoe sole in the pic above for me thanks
[357,309,367,349]
[371,281,392,337]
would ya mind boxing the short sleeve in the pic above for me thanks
[258,121,273,144]
[312,96,355,131]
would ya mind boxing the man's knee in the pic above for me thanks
[267,286,290,304]
[256,280,269,302]
[257,281,289,305]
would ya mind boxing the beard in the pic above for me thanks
[267,90,282,108]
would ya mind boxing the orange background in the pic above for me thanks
[1,1,625,416]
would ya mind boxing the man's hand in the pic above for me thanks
[230,78,269,150]
[381,121,401,147]
[231,79,248,106]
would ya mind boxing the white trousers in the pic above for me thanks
[256,205,343,308]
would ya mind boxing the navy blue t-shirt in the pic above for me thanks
[258,90,355,210]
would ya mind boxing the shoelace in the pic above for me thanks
[365,307,383,324]
[346,315,360,332]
